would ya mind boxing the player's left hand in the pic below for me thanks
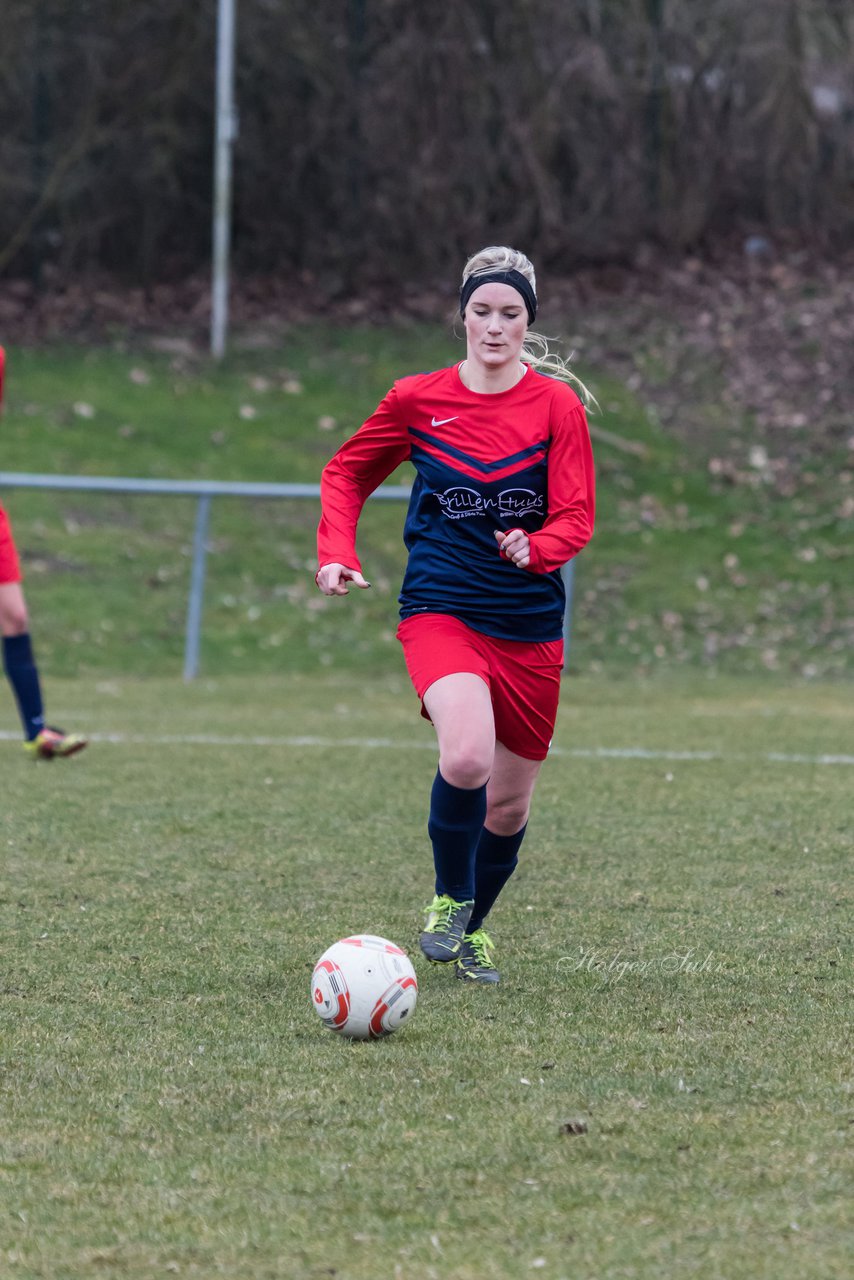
[495,528,531,569]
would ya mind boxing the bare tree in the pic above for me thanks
[0,0,851,288]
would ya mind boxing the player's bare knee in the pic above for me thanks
[0,604,29,636]
[439,742,492,790]
[486,794,530,836]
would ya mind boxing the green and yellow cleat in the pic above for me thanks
[419,894,474,963]
[455,929,500,984]
[24,726,88,761]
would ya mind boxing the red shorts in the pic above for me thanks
[0,504,22,585]
[396,613,563,761]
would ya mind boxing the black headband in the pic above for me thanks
[459,268,537,325]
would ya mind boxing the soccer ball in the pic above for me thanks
[310,934,418,1040]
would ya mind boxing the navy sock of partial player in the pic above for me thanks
[428,768,487,901]
[467,824,527,932]
[2,633,45,741]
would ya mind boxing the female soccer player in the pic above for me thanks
[0,504,87,759]
[0,348,87,760]
[315,246,595,982]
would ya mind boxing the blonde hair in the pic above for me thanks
[461,245,596,408]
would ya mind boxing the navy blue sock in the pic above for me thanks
[428,769,487,901]
[3,633,45,742]
[468,824,527,932]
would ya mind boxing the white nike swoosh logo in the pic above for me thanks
[431,416,459,427]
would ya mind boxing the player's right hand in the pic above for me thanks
[315,563,371,596]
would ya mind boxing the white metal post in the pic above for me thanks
[561,560,576,670]
[211,0,237,359]
[184,495,212,681]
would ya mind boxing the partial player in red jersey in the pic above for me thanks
[315,246,595,982]
[0,347,87,759]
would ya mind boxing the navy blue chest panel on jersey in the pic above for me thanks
[397,430,565,642]
[407,439,551,539]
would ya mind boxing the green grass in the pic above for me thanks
[1,674,851,1279]
[0,326,850,1276]
[1,331,851,681]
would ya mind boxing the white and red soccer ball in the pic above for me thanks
[311,934,418,1040]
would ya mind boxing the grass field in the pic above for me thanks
[1,333,852,682]
[0,326,851,1275]
[2,672,851,1279]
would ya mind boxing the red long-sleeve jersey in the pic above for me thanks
[317,362,595,642]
